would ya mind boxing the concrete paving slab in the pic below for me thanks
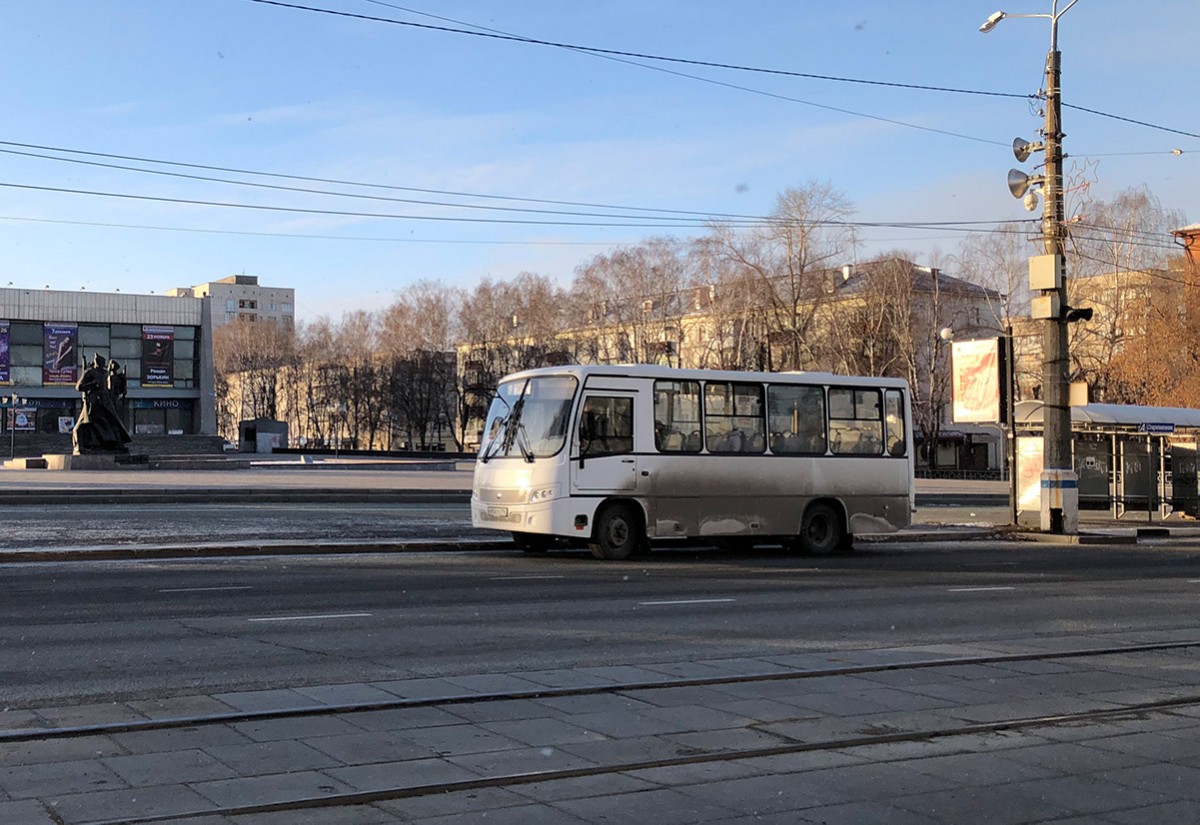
[47,784,217,825]
[321,757,478,792]
[0,734,126,768]
[554,786,742,824]
[0,757,127,798]
[300,730,434,766]
[371,786,528,819]
[201,739,341,775]
[230,714,365,743]
[190,769,355,809]
[0,799,58,824]
[112,724,254,756]
[398,723,530,757]
[103,748,239,787]
[334,705,466,733]
[476,716,606,748]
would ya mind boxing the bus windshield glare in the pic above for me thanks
[479,375,577,461]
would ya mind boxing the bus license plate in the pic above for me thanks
[487,505,509,518]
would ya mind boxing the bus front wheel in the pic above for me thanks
[789,503,844,556]
[589,503,643,560]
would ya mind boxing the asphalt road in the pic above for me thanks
[5,537,1200,708]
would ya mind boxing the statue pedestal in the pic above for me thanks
[43,453,149,471]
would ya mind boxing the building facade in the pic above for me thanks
[0,287,217,455]
[167,275,294,329]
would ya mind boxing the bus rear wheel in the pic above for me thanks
[788,503,844,556]
[589,503,643,560]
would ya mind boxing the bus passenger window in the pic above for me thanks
[767,384,825,454]
[828,388,884,456]
[704,382,765,454]
[654,380,701,453]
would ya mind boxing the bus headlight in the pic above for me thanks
[527,484,560,503]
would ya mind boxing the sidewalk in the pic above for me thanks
[5,635,1200,824]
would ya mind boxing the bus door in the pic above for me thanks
[572,390,638,492]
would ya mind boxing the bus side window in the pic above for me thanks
[829,388,884,456]
[654,379,701,454]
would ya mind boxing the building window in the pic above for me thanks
[282,303,293,313]
[238,300,258,310]
[225,299,236,311]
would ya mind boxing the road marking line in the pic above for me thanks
[248,613,372,622]
[159,586,253,593]
[639,598,736,606]
[947,586,1016,592]
[490,575,566,580]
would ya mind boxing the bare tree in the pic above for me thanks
[566,238,689,366]
[710,181,857,371]
[213,319,295,434]
[380,281,461,449]
[457,273,566,446]
[1065,186,1185,401]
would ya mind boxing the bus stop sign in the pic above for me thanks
[1138,422,1175,434]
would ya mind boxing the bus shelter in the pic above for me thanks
[1013,401,1200,523]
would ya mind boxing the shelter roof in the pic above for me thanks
[1015,400,1200,430]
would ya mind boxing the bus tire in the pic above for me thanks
[512,532,552,553]
[589,503,643,560]
[793,503,843,556]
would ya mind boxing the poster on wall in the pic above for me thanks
[1017,436,1045,513]
[142,326,175,387]
[43,323,79,385]
[0,320,10,384]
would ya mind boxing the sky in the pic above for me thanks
[1,1,1196,323]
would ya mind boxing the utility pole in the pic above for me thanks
[983,1,1081,533]
[1040,31,1073,534]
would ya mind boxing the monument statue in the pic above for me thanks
[72,353,132,454]
[108,359,128,419]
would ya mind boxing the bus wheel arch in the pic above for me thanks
[589,499,647,560]
[789,499,849,556]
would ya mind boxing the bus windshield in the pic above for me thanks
[479,375,577,461]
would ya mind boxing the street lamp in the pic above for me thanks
[981,0,1079,534]
[5,392,24,461]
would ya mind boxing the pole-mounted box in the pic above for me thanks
[1031,293,1061,320]
[1029,254,1064,291]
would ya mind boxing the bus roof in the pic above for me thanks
[498,363,910,389]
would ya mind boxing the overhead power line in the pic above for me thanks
[251,0,1027,99]
[0,139,1037,232]
[250,0,1200,141]
[0,139,752,221]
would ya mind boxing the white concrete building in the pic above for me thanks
[0,286,217,453]
[166,275,294,329]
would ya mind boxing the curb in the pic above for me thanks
[0,539,511,563]
[0,490,473,505]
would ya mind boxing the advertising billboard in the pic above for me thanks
[142,326,175,387]
[43,323,79,385]
[0,320,9,384]
[949,337,1006,424]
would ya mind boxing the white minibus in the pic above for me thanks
[471,364,913,559]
